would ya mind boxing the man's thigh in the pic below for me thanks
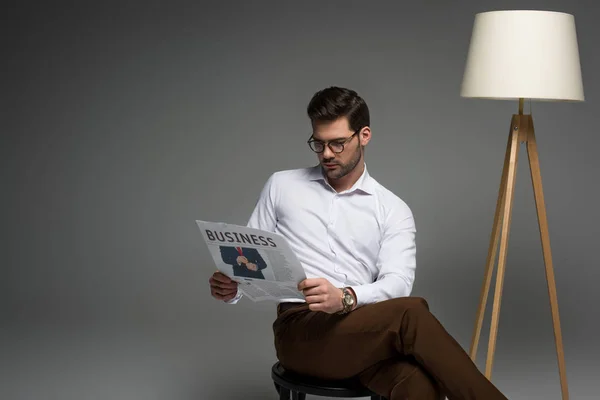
[272,297,430,380]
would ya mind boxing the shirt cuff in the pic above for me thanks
[349,284,372,308]
[224,289,244,304]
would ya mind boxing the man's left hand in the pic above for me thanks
[298,278,343,314]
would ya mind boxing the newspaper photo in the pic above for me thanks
[196,220,307,302]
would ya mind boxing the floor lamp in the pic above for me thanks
[460,10,584,400]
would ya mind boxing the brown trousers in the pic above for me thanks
[273,297,508,400]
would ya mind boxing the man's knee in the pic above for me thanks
[389,296,430,311]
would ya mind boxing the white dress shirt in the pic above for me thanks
[226,163,416,307]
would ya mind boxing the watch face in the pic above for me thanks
[344,293,354,305]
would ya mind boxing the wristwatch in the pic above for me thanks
[339,287,355,314]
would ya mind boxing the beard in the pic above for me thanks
[322,143,363,180]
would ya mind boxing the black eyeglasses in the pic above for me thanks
[307,130,359,154]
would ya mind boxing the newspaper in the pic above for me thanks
[196,220,307,302]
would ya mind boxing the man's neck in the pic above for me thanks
[327,161,365,193]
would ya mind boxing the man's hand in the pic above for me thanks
[298,278,343,314]
[236,256,248,265]
[246,262,258,271]
[209,271,238,302]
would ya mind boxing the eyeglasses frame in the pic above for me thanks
[307,129,361,154]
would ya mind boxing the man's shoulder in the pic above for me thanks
[367,175,414,219]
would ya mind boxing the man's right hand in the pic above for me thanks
[209,271,239,302]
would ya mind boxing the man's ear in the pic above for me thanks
[359,126,372,146]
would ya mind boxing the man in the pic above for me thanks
[219,245,267,279]
[208,87,509,400]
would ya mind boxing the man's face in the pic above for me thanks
[310,117,369,180]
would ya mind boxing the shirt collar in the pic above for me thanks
[308,163,375,195]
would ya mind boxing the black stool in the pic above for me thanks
[271,362,385,400]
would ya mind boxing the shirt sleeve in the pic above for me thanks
[247,173,278,232]
[225,173,278,305]
[350,203,416,307]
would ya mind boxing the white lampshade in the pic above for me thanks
[461,10,584,101]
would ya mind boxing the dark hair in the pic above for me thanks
[306,86,370,132]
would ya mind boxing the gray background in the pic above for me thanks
[2,1,598,399]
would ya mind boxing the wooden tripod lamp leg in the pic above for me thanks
[484,117,522,379]
[526,117,570,400]
[469,118,514,362]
